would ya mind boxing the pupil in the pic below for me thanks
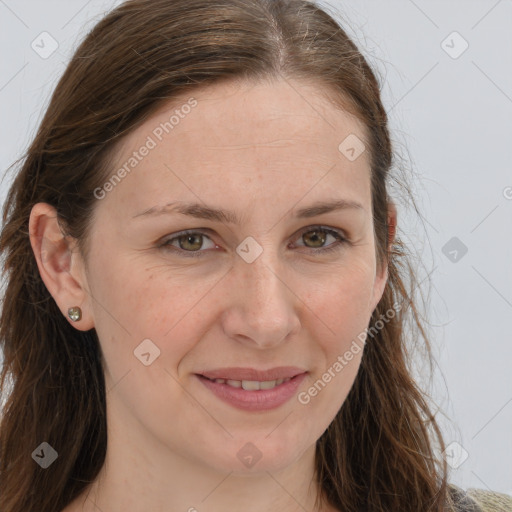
[306,230,326,247]
[181,234,201,250]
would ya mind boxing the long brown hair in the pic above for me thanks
[0,0,456,510]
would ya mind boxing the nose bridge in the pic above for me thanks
[243,250,282,307]
[222,241,300,346]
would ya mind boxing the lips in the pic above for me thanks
[198,366,306,382]
[196,369,308,411]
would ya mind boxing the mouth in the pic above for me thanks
[200,374,294,391]
[194,368,308,411]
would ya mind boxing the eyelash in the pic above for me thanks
[158,225,349,258]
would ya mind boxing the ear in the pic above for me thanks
[28,202,95,331]
[369,200,397,312]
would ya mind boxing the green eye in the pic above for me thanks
[159,225,348,258]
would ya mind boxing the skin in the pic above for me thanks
[29,77,397,512]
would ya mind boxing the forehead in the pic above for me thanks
[100,78,371,218]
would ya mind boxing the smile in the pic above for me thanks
[196,372,307,411]
[203,376,292,390]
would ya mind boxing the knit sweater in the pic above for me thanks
[449,484,512,511]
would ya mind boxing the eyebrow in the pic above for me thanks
[132,199,364,224]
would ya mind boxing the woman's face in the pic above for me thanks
[79,78,389,474]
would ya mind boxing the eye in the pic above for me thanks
[293,225,348,254]
[158,225,348,258]
[159,230,217,257]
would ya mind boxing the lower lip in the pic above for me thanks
[196,373,307,411]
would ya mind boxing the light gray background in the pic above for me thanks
[1,0,511,496]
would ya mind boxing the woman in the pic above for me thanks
[0,0,510,511]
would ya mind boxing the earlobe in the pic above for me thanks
[28,203,95,331]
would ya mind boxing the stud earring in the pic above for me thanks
[68,306,82,322]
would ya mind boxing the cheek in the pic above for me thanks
[88,250,212,337]
[298,267,372,424]
[304,261,376,336]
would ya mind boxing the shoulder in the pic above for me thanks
[467,487,512,512]
[448,483,512,512]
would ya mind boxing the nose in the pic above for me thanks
[220,251,301,349]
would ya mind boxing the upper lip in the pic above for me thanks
[198,366,307,381]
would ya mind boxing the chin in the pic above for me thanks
[202,433,313,475]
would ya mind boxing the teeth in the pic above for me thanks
[207,376,292,390]
[242,380,261,390]
[259,379,278,389]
